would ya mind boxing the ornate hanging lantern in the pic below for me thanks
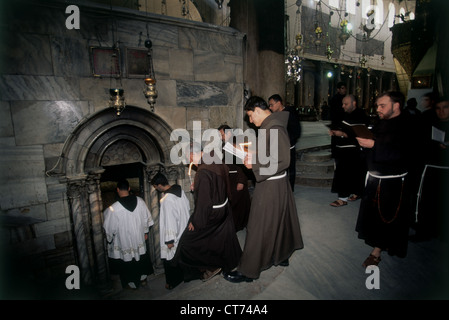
[142,38,158,112]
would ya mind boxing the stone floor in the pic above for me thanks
[102,184,449,301]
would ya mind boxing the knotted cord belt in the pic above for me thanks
[415,164,449,223]
[366,171,408,224]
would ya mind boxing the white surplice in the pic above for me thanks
[159,190,190,260]
[103,197,154,262]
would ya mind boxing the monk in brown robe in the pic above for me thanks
[224,96,304,282]
[173,142,242,282]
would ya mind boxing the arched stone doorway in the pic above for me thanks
[57,106,185,288]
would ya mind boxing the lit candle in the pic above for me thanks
[188,162,194,191]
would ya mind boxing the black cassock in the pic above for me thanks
[356,113,417,258]
[174,161,242,281]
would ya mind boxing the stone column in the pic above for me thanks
[145,165,164,272]
[67,177,93,285]
[86,170,110,290]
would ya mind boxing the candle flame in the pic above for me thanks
[239,142,252,151]
[188,162,194,176]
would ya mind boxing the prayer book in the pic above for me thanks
[431,126,448,145]
[223,142,247,160]
[341,121,374,139]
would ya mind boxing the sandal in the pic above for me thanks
[202,268,222,282]
[348,194,360,201]
[330,199,348,207]
[165,283,174,290]
[362,254,381,268]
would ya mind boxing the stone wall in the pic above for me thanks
[0,0,245,292]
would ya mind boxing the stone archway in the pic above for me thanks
[56,106,184,288]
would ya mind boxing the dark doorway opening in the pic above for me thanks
[100,162,145,210]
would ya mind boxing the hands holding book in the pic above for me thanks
[356,137,375,148]
[329,129,348,139]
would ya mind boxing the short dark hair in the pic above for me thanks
[244,96,269,112]
[406,97,417,109]
[217,124,231,131]
[150,172,169,186]
[337,82,346,89]
[268,94,283,104]
[117,179,129,191]
[377,91,405,109]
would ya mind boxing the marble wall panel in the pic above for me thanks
[0,33,53,76]
[179,28,241,56]
[0,101,13,137]
[169,49,194,80]
[0,145,48,210]
[46,199,69,221]
[209,106,237,130]
[0,75,80,101]
[157,106,186,131]
[194,51,233,82]
[153,79,177,107]
[11,100,88,146]
[153,47,171,80]
[5,204,47,225]
[34,217,71,238]
[45,176,68,203]
[177,80,228,107]
[51,36,91,77]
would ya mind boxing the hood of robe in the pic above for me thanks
[165,184,182,198]
[118,194,138,212]
[261,110,289,130]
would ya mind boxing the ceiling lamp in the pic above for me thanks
[339,17,352,45]
[215,0,224,9]
[142,38,158,112]
[108,44,126,116]
[109,88,126,116]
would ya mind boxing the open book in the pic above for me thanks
[223,142,247,160]
[341,121,374,139]
[432,126,448,146]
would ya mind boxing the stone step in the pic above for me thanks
[295,173,334,188]
[296,159,334,175]
[300,150,332,163]
[295,149,334,187]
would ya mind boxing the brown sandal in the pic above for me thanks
[330,199,348,207]
[362,254,381,268]
[348,194,360,201]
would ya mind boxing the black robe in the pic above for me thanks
[356,113,417,258]
[227,163,251,231]
[331,108,369,198]
[238,112,304,279]
[174,161,242,281]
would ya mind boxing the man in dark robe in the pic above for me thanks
[355,91,418,267]
[218,125,251,231]
[413,99,449,242]
[268,94,302,191]
[329,82,347,157]
[173,143,242,282]
[224,96,304,282]
[328,94,369,207]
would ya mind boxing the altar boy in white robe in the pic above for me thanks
[151,172,191,290]
[103,179,154,290]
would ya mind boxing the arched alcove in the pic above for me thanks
[55,106,185,288]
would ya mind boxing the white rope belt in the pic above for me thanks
[212,198,228,209]
[336,144,357,148]
[267,171,287,181]
[365,171,407,187]
[415,164,449,222]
